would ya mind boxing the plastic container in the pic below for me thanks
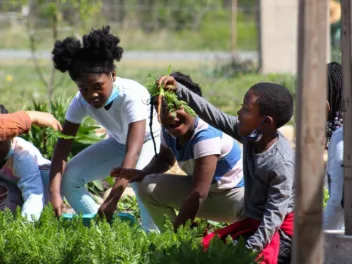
[62,212,137,227]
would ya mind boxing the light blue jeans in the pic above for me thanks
[323,127,344,230]
[62,136,160,232]
[0,167,50,221]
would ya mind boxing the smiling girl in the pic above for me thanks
[112,72,244,231]
[49,26,160,231]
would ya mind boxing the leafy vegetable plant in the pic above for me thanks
[146,69,196,120]
[0,206,258,264]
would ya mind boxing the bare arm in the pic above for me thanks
[142,145,176,176]
[0,110,62,141]
[104,120,146,204]
[25,111,62,131]
[173,155,217,231]
[158,76,242,142]
[49,120,80,215]
[110,144,176,182]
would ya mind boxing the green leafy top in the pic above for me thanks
[45,128,76,140]
[146,70,196,119]
[42,128,76,155]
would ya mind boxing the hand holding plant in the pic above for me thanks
[110,167,145,182]
[157,75,178,92]
[26,111,62,131]
[98,198,118,221]
[146,70,196,123]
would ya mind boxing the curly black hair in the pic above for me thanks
[249,82,293,129]
[170,71,202,97]
[52,26,123,80]
[0,105,8,114]
[326,62,343,146]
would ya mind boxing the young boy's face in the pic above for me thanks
[159,102,195,138]
[237,90,266,137]
[75,72,115,109]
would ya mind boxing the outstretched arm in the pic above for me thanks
[158,76,242,142]
[0,111,61,141]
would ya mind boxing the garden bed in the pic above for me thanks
[0,206,258,264]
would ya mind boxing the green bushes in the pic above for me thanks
[0,206,258,264]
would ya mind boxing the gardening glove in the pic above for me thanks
[110,168,145,182]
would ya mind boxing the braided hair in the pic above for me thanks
[148,72,203,170]
[326,62,343,148]
[149,93,159,170]
[52,26,123,80]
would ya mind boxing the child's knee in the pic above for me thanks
[137,175,157,202]
[62,163,83,191]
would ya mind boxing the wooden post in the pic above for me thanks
[341,0,352,235]
[256,0,262,71]
[293,0,328,263]
[231,0,237,56]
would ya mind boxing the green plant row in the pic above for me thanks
[0,206,258,264]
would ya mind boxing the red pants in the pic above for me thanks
[202,213,294,264]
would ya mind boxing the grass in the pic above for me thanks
[0,59,296,117]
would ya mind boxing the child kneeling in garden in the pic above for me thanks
[0,105,54,221]
[157,76,295,264]
[49,26,160,232]
[112,72,245,231]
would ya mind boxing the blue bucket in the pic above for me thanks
[62,212,137,227]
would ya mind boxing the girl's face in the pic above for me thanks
[159,102,195,138]
[75,71,116,109]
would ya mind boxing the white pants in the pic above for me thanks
[62,136,160,231]
[0,168,50,221]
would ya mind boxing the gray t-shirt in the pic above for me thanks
[176,83,295,252]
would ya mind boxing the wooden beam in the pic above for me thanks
[231,0,237,56]
[293,0,328,263]
[256,0,262,70]
[324,231,352,263]
[341,0,352,235]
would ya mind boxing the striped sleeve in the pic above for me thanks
[193,128,222,159]
[193,138,221,159]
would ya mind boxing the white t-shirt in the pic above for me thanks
[65,77,160,144]
[0,137,50,184]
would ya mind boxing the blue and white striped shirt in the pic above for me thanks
[161,117,244,192]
